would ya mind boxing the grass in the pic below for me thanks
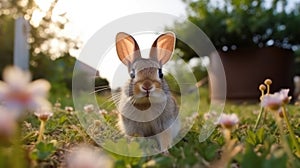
[1,87,300,167]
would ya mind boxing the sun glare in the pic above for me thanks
[34,0,53,11]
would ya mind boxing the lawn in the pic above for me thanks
[0,68,300,167]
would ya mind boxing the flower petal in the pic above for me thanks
[3,66,31,90]
[27,79,51,98]
[261,94,282,110]
[217,113,239,129]
[28,97,52,111]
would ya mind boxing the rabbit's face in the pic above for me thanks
[115,32,175,104]
[126,59,164,102]
[134,68,160,96]
[133,68,164,99]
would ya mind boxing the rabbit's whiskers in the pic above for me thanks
[90,85,110,94]
[97,92,121,108]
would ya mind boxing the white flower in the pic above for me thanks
[66,145,113,168]
[34,107,53,121]
[203,111,218,121]
[217,113,239,129]
[83,104,95,113]
[0,66,51,113]
[261,94,282,110]
[277,89,291,104]
[54,102,61,108]
[99,109,108,115]
[65,106,74,112]
[261,89,291,110]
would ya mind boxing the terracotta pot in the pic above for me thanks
[209,47,295,102]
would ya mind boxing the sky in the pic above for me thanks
[46,0,188,87]
[33,0,188,87]
[60,0,187,42]
[33,0,300,87]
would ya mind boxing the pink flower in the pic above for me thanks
[261,89,291,110]
[277,89,291,104]
[217,113,239,129]
[65,106,74,112]
[99,109,108,115]
[66,145,113,168]
[261,94,282,110]
[0,66,51,113]
[54,102,61,108]
[83,104,95,113]
[34,107,53,121]
[203,111,218,120]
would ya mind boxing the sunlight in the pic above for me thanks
[30,0,51,27]
[34,0,53,11]
[30,0,187,84]
[30,9,45,27]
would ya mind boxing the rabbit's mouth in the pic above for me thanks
[145,90,150,97]
[132,97,151,110]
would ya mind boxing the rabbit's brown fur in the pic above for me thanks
[115,32,180,152]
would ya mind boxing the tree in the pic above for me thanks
[174,0,300,60]
[0,0,80,66]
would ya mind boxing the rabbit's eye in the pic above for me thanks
[158,69,163,78]
[130,69,135,79]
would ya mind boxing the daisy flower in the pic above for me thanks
[261,89,291,111]
[34,107,53,121]
[83,104,95,113]
[66,145,113,168]
[65,106,74,112]
[217,113,239,129]
[0,66,51,114]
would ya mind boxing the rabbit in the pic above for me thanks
[115,32,180,152]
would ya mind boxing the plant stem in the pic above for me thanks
[254,106,264,131]
[12,125,27,168]
[37,120,46,143]
[281,105,300,157]
[274,113,294,166]
[223,129,231,143]
[266,85,270,95]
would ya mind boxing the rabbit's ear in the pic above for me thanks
[150,32,176,65]
[116,32,141,66]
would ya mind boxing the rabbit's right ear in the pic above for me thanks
[116,32,141,66]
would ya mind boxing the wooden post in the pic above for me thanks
[14,16,30,70]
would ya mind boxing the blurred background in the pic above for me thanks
[1,0,300,103]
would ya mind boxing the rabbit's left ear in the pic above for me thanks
[150,32,176,65]
[116,32,141,66]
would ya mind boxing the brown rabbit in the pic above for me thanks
[115,32,180,152]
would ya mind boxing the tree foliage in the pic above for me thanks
[0,0,111,95]
[0,0,80,59]
[174,0,300,60]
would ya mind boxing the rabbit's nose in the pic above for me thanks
[142,86,153,91]
[142,80,153,91]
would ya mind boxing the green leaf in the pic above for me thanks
[204,143,220,161]
[256,127,265,144]
[263,154,287,168]
[59,115,68,124]
[245,130,257,145]
[31,142,56,161]
[240,146,263,168]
